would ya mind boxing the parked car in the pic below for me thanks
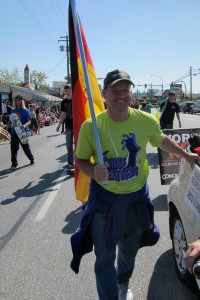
[179,101,195,113]
[190,100,200,114]
[167,146,200,291]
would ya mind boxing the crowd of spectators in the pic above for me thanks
[0,100,60,140]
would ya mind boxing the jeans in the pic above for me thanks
[66,128,74,165]
[11,134,34,165]
[91,204,143,300]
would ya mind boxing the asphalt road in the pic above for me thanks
[0,112,200,300]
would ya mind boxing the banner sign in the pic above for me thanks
[158,128,200,185]
[184,164,200,219]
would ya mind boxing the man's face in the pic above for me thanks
[64,88,72,99]
[103,81,132,112]
[169,95,175,102]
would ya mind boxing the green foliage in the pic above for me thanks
[30,70,47,90]
[39,84,50,93]
[0,68,22,84]
[145,98,158,104]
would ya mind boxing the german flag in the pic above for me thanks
[68,0,105,202]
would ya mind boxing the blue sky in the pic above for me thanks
[1,0,200,94]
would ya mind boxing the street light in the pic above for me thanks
[189,66,200,101]
[150,74,163,99]
[180,81,187,99]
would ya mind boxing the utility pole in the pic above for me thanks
[58,35,71,83]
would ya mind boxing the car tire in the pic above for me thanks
[171,213,196,288]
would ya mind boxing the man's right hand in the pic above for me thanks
[93,164,109,181]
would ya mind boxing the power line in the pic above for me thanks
[36,0,62,36]
[45,56,66,75]
[49,0,66,30]
[164,70,190,88]
[18,0,56,46]
[56,0,68,28]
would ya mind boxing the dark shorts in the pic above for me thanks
[30,118,38,129]
[160,122,173,130]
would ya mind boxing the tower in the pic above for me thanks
[24,64,30,84]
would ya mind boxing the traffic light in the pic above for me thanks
[144,84,147,88]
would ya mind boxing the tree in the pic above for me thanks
[0,67,49,92]
[30,70,47,90]
[0,68,22,84]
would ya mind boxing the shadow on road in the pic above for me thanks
[56,153,67,163]
[47,134,61,138]
[147,249,199,300]
[152,194,168,211]
[62,206,83,235]
[55,143,66,148]
[0,164,29,179]
[0,169,69,205]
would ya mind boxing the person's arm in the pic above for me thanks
[56,111,66,132]
[185,239,200,273]
[21,120,31,130]
[176,112,181,128]
[77,158,109,181]
[159,135,199,166]
[21,112,31,130]
[159,102,165,112]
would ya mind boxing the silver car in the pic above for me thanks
[168,154,200,291]
[191,100,200,114]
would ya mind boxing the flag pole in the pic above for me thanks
[70,0,105,168]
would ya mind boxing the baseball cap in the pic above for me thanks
[103,69,133,89]
[168,91,175,96]
[15,95,23,100]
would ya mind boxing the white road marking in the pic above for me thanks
[34,170,67,222]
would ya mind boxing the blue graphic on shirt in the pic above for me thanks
[103,133,140,182]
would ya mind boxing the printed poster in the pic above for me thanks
[157,128,200,185]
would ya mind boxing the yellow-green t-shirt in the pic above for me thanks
[76,108,164,194]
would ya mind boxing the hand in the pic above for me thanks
[56,124,61,132]
[179,121,181,128]
[93,164,109,181]
[185,240,200,273]
[184,152,199,168]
